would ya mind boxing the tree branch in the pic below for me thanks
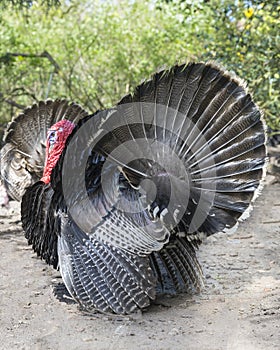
[0,93,25,109]
[3,51,60,73]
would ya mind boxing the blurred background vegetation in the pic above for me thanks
[0,0,279,135]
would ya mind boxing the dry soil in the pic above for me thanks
[0,179,279,350]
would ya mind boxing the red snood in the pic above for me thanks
[41,120,76,184]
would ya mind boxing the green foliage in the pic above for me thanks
[0,0,196,121]
[0,0,60,9]
[209,1,279,132]
[159,0,280,132]
[0,0,279,133]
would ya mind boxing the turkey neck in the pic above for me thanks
[41,120,75,184]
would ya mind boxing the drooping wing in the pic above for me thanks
[58,213,157,314]
[21,181,61,269]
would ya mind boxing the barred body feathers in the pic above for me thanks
[1,62,266,314]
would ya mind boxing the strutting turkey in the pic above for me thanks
[0,62,266,314]
[0,100,88,201]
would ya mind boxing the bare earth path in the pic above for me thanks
[0,181,279,350]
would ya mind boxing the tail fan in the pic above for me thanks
[88,62,266,239]
[0,99,88,200]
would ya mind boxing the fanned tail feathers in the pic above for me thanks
[83,63,266,241]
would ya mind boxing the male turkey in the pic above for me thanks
[1,62,266,314]
[0,99,88,201]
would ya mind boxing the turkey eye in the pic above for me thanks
[48,130,57,145]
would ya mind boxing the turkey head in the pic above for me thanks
[41,119,75,184]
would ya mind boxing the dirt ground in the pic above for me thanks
[0,178,279,350]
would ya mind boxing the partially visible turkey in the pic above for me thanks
[1,62,267,314]
[0,99,88,201]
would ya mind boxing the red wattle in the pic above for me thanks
[41,120,76,184]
